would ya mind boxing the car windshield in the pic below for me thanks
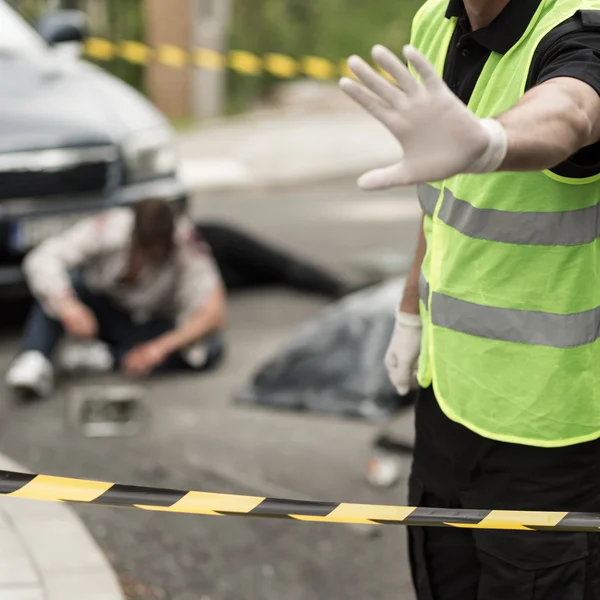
[0,1,47,55]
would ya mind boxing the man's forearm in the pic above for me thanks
[400,214,426,315]
[496,77,600,173]
[160,286,227,354]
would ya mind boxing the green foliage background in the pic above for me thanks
[9,0,44,21]
[12,0,423,114]
[97,0,146,94]
[228,0,422,112]
[13,0,146,93]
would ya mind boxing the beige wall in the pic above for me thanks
[144,0,192,120]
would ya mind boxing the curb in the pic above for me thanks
[176,110,401,193]
[178,157,254,192]
[0,454,123,600]
[178,158,370,193]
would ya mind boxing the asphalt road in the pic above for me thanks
[0,180,421,600]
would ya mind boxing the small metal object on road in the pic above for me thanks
[364,434,414,488]
[365,451,404,489]
[65,385,147,437]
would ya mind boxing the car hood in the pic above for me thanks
[0,52,168,154]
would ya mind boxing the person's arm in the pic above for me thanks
[123,284,226,377]
[339,45,600,188]
[122,249,227,376]
[156,284,226,355]
[23,214,110,316]
[384,214,425,395]
[496,77,600,172]
[123,220,228,377]
[400,214,426,315]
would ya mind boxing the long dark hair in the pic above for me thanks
[119,199,176,283]
[131,198,176,254]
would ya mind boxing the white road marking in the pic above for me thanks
[178,158,253,191]
[320,198,422,222]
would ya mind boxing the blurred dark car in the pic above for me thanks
[0,1,187,300]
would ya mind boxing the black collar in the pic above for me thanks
[445,0,543,53]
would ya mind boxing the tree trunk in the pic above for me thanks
[144,0,193,120]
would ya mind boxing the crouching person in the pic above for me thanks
[6,199,227,398]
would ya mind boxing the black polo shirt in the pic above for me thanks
[443,0,600,177]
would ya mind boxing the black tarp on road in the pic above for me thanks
[236,279,416,420]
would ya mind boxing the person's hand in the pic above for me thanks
[57,297,98,339]
[122,339,172,378]
[339,45,507,189]
[384,310,422,396]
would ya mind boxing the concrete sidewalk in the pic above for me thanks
[0,454,123,600]
[177,106,401,192]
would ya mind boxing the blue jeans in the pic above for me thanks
[21,279,223,373]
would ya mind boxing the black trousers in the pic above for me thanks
[196,222,350,299]
[21,278,223,371]
[409,386,600,600]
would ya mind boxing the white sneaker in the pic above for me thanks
[6,351,54,398]
[58,340,114,373]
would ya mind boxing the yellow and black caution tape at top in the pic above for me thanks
[84,37,355,80]
[1,469,600,532]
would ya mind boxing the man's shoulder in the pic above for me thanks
[411,0,452,40]
[412,0,449,23]
[529,9,600,179]
[534,10,600,65]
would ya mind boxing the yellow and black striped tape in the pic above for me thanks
[0,470,599,532]
[83,38,356,80]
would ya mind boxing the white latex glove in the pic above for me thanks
[384,310,422,396]
[339,45,508,190]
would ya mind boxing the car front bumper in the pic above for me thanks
[0,175,188,301]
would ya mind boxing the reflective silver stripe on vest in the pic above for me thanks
[417,184,439,218]
[419,273,429,309]
[431,293,600,349]
[419,184,600,246]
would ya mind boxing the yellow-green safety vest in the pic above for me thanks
[411,0,600,447]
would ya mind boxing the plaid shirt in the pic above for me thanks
[23,208,223,349]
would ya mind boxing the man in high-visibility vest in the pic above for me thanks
[341,0,600,598]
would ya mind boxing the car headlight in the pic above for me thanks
[122,128,177,183]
